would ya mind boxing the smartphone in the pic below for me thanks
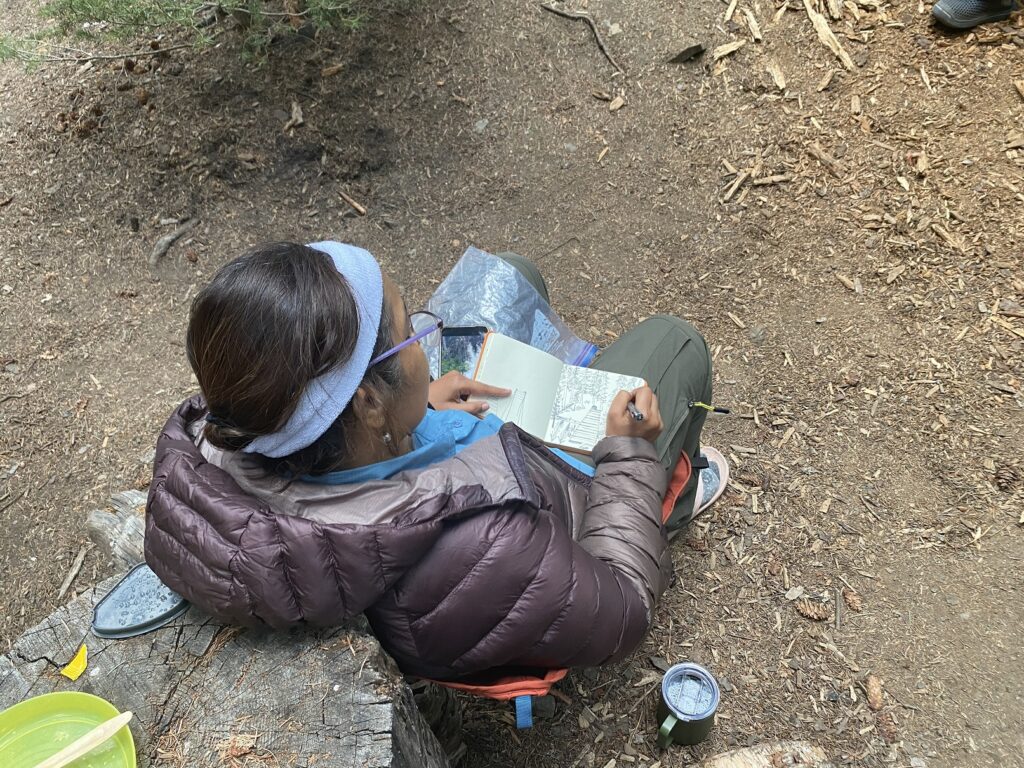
[440,326,488,378]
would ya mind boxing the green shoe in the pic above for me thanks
[932,0,1015,28]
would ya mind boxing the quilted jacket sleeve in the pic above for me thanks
[582,435,671,606]
[510,435,672,670]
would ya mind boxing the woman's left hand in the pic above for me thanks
[429,372,510,417]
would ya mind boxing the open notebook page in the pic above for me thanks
[472,333,564,438]
[544,365,645,450]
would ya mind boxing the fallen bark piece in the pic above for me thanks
[807,142,842,178]
[753,173,792,186]
[148,219,195,266]
[667,43,705,63]
[766,59,787,90]
[713,40,746,61]
[701,741,833,767]
[742,9,763,40]
[803,0,855,70]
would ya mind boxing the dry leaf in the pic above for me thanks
[865,674,884,710]
[795,598,832,621]
[842,587,863,612]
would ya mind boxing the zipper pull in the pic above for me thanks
[689,400,730,414]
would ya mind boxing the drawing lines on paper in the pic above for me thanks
[550,405,605,450]
[490,389,528,424]
[547,366,643,450]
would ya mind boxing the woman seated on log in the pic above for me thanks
[145,241,726,682]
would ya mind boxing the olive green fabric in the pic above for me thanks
[495,253,712,529]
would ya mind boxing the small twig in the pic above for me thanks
[338,190,367,216]
[807,142,842,178]
[888,690,923,712]
[0,490,26,515]
[837,521,865,537]
[0,391,30,406]
[722,170,750,202]
[540,3,624,74]
[57,545,89,600]
[752,173,794,186]
[12,42,194,64]
[149,219,196,266]
[859,494,882,521]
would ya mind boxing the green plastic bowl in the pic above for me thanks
[0,691,136,768]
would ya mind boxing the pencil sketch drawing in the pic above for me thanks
[547,366,641,449]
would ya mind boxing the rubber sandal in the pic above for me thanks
[932,0,1015,29]
[667,447,729,539]
[692,446,729,520]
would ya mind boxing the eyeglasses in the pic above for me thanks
[368,310,443,368]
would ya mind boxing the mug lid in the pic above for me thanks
[662,662,720,721]
[92,562,189,639]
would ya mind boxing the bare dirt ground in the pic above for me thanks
[1,0,1022,766]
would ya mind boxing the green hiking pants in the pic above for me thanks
[495,252,713,528]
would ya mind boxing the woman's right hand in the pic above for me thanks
[606,386,664,444]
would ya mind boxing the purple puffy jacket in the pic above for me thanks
[145,397,671,681]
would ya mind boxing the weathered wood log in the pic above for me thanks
[2,492,453,768]
[86,489,148,568]
[701,741,833,768]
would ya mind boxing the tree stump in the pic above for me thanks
[1,491,452,768]
[700,741,833,768]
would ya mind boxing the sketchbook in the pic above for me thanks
[471,332,645,453]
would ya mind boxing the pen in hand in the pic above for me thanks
[626,401,645,422]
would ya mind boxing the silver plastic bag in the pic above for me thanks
[423,247,597,371]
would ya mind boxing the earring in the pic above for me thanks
[382,432,393,446]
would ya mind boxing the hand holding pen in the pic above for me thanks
[606,386,663,444]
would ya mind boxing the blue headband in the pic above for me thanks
[243,241,384,458]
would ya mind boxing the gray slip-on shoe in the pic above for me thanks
[932,0,1015,28]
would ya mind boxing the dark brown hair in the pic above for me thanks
[186,242,402,477]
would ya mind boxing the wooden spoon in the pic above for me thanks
[32,710,133,768]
